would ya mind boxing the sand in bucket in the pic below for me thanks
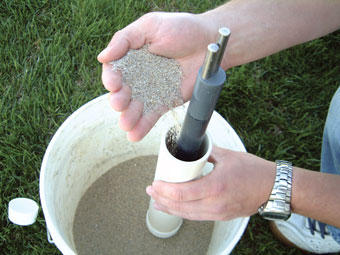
[73,156,213,254]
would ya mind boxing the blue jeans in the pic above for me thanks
[321,86,340,244]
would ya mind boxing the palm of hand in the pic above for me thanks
[98,12,212,141]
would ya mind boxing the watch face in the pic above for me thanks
[261,212,290,221]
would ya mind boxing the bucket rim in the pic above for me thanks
[39,94,109,255]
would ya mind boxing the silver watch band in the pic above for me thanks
[258,160,293,220]
[271,160,292,211]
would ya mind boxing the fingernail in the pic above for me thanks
[98,47,110,59]
[146,186,153,196]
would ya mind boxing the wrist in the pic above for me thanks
[243,155,276,216]
[197,4,238,70]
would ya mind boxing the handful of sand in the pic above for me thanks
[110,45,183,114]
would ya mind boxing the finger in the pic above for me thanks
[146,185,199,218]
[126,111,162,142]
[119,100,143,132]
[153,200,210,221]
[151,176,213,202]
[109,85,131,112]
[97,15,150,63]
[102,63,123,92]
[147,186,229,221]
[148,187,214,220]
[208,146,227,164]
[97,32,130,63]
[153,199,231,221]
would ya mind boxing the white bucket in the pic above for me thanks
[40,94,249,255]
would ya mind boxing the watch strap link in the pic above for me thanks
[258,160,293,220]
[270,160,292,213]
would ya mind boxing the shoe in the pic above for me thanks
[269,213,340,254]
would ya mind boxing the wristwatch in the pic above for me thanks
[258,160,293,221]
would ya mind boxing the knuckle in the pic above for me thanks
[139,12,162,31]
[171,188,184,201]
[113,29,123,39]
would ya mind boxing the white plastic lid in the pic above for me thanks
[8,198,39,226]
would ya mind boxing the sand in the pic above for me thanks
[110,45,183,114]
[73,156,213,255]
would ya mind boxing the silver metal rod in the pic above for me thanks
[213,27,231,73]
[201,43,219,80]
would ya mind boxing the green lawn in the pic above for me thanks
[1,0,339,254]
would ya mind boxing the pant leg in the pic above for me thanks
[320,86,340,244]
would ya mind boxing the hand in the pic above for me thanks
[146,146,276,221]
[97,12,214,141]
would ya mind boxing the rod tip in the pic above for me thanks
[207,43,219,53]
[219,27,231,37]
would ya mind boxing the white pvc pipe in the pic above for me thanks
[146,128,212,238]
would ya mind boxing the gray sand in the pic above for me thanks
[73,156,213,255]
[111,45,183,114]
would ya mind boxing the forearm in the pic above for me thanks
[199,0,340,69]
[291,167,340,228]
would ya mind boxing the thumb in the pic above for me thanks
[208,146,228,165]
[97,14,151,63]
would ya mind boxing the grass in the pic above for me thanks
[0,0,339,254]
